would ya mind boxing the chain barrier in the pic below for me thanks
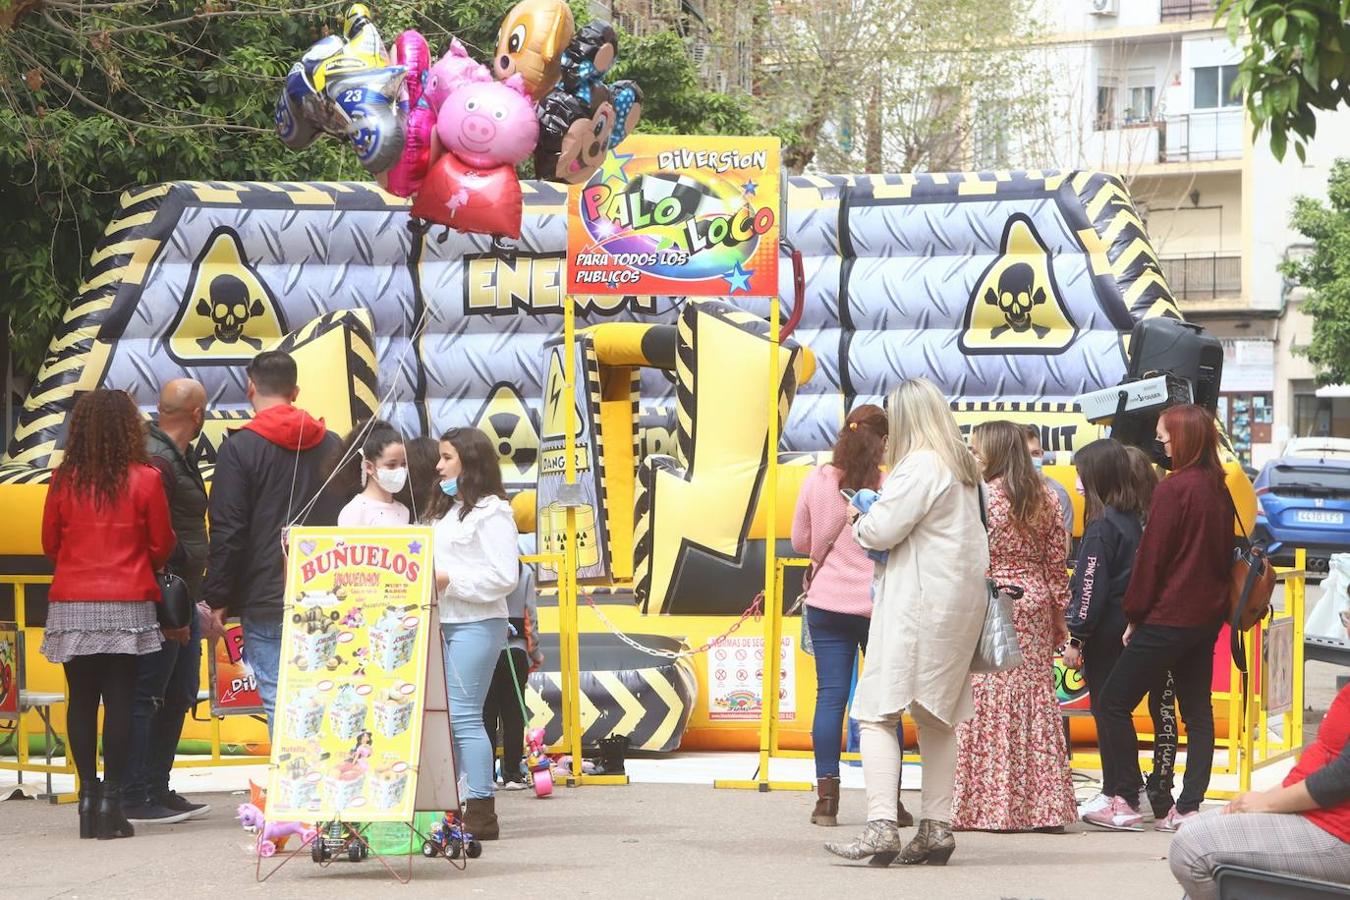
[582,592,765,660]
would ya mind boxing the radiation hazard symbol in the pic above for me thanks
[959,214,1077,356]
[474,382,540,486]
[166,226,288,365]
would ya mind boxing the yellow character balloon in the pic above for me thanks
[493,0,575,102]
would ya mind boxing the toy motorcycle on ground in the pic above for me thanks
[421,811,482,860]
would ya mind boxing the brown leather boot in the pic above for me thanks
[811,775,840,826]
[896,789,915,828]
[463,797,500,841]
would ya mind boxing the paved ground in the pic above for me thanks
[3,781,1186,900]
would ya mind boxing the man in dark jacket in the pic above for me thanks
[202,351,340,732]
[124,378,212,825]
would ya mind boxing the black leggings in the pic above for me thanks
[63,654,138,784]
[1097,623,1219,814]
[1083,624,1177,802]
[482,648,529,781]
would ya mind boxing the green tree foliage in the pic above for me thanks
[1216,0,1350,162]
[1281,158,1350,384]
[0,0,773,380]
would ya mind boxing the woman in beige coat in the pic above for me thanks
[825,378,989,867]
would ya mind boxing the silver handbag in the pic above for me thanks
[970,580,1024,674]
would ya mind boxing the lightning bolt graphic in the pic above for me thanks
[639,306,799,613]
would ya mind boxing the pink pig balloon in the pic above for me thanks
[423,38,491,114]
[392,30,431,106]
[436,73,539,168]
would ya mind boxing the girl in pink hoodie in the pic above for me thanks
[792,405,911,827]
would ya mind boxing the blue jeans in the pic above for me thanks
[442,619,507,800]
[125,608,202,804]
[808,605,871,778]
[241,614,283,738]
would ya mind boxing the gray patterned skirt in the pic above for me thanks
[40,601,161,663]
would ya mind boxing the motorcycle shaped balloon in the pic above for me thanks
[271,3,408,175]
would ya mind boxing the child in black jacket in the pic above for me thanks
[1066,439,1177,822]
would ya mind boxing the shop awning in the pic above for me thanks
[1315,384,1350,398]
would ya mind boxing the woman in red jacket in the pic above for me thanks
[1084,404,1233,834]
[1169,607,1350,897]
[41,390,176,840]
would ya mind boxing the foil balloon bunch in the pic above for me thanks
[274,2,642,240]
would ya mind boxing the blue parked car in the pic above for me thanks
[1254,439,1350,574]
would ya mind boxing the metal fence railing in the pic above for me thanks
[1160,253,1242,300]
[1160,0,1220,21]
[1161,110,1244,162]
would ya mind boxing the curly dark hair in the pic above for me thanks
[56,390,148,509]
[424,427,508,522]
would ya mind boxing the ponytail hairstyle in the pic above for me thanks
[357,423,404,486]
[830,403,887,491]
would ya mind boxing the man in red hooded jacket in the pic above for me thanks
[201,351,340,732]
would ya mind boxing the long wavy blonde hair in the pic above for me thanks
[883,378,981,487]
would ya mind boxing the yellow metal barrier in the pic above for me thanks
[715,547,1312,799]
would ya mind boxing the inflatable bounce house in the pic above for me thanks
[0,169,1254,755]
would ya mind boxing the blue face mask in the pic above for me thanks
[440,476,459,497]
[1030,456,1043,471]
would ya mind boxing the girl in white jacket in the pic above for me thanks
[427,427,519,840]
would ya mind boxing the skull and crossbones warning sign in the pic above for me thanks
[166,226,288,365]
[959,214,1078,355]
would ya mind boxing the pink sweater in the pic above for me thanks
[790,464,876,618]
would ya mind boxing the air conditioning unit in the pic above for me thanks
[1089,0,1119,15]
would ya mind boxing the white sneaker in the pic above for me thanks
[1077,793,1110,817]
[1082,795,1144,832]
[499,779,529,791]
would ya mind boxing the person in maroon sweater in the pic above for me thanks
[40,390,177,840]
[1084,404,1233,834]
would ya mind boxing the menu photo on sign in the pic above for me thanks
[567,135,781,297]
[266,528,436,823]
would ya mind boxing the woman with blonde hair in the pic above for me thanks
[825,378,989,867]
[951,420,1077,833]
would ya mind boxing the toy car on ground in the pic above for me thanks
[311,820,368,863]
[420,812,482,859]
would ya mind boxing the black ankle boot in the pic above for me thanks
[78,779,101,839]
[96,781,134,840]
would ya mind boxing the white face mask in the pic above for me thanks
[373,466,408,494]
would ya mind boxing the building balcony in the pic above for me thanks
[1160,0,1220,21]
[1160,253,1241,301]
[1160,110,1243,163]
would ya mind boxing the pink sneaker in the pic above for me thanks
[1155,806,1199,833]
[1082,795,1144,831]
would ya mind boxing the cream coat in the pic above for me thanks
[851,449,990,726]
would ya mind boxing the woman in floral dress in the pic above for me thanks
[951,420,1079,832]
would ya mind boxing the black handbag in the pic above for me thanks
[157,571,192,630]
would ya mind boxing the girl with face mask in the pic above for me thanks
[336,425,411,527]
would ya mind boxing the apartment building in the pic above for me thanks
[1033,0,1350,465]
[599,0,754,95]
